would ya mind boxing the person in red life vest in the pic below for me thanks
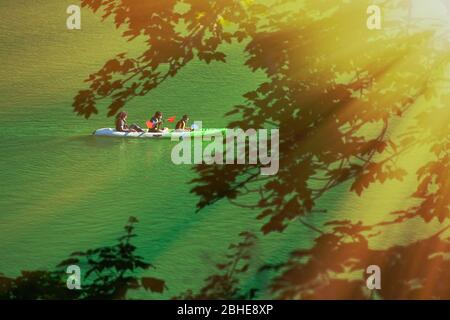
[147,111,165,132]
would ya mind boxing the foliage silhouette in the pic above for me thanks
[269,220,450,300]
[0,270,75,300]
[0,217,165,299]
[72,0,450,299]
[174,231,258,300]
[190,1,450,233]
[73,0,268,118]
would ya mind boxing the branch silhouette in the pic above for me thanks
[174,231,258,300]
[270,221,450,299]
[70,0,450,299]
[0,217,165,300]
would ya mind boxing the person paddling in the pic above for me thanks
[147,111,165,132]
[115,111,144,132]
[175,115,192,131]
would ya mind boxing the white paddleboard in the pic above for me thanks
[93,128,225,139]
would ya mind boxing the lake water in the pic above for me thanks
[0,0,443,299]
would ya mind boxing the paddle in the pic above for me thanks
[146,116,176,132]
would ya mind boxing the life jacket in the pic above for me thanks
[149,116,162,129]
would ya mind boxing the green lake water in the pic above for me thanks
[0,0,443,299]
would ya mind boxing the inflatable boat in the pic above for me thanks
[93,128,226,139]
